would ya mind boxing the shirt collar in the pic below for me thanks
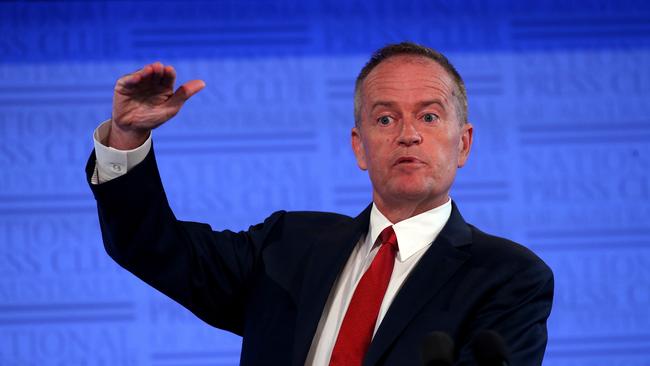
[368,199,452,262]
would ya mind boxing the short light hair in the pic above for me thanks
[353,42,468,127]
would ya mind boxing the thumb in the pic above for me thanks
[168,79,206,108]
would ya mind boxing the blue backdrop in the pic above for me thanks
[1,1,650,365]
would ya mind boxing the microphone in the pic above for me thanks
[471,330,510,366]
[421,331,454,366]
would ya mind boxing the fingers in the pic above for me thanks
[117,62,160,88]
[150,62,164,84]
[115,71,141,89]
[116,64,151,90]
[167,79,206,108]
[159,65,176,89]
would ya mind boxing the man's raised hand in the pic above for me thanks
[108,62,205,150]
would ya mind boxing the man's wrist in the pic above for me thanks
[107,121,150,150]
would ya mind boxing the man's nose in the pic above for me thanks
[397,119,422,146]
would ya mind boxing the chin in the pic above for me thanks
[386,184,433,202]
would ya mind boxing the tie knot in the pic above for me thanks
[379,226,398,250]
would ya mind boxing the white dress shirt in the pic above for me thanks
[305,201,451,365]
[91,121,452,365]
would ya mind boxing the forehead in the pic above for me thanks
[361,55,455,107]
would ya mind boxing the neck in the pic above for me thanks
[373,195,450,223]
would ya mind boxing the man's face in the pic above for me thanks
[352,55,473,215]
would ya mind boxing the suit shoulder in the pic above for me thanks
[248,210,354,237]
[467,224,552,274]
[283,210,354,230]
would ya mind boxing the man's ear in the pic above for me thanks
[351,127,368,171]
[457,122,473,168]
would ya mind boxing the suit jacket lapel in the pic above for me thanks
[292,204,372,366]
[364,202,472,366]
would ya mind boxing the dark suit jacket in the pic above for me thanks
[87,147,553,366]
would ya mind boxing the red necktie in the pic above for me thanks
[329,226,399,366]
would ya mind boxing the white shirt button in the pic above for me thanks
[111,163,123,173]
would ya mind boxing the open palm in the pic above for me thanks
[109,62,205,149]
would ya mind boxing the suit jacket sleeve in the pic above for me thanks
[85,146,283,335]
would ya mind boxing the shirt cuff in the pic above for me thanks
[91,120,152,184]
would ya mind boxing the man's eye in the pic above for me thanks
[423,113,439,123]
[378,116,393,125]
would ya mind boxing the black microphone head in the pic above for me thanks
[421,331,454,366]
[471,330,510,366]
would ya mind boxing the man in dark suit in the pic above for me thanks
[87,42,553,365]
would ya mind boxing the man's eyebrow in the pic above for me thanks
[370,101,397,111]
[370,100,447,111]
[416,99,446,110]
